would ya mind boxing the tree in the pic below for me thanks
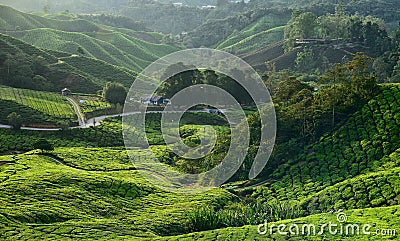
[7,112,22,130]
[34,139,54,153]
[274,77,311,105]
[295,47,315,72]
[103,82,127,105]
[318,5,350,39]
[347,52,377,101]
[392,23,400,51]
[320,63,347,127]
[160,63,199,98]
[284,12,318,49]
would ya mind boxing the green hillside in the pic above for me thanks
[0,5,99,32]
[1,84,399,239]
[1,3,400,241]
[245,44,362,73]
[220,26,285,55]
[216,12,289,50]
[0,33,146,93]
[0,86,76,126]
[249,85,400,204]
[184,8,291,48]
[0,5,181,72]
[11,28,172,72]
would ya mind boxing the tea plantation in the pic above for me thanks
[0,85,399,240]
[0,3,399,240]
[0,86,76,125]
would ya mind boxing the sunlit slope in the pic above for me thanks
[216,13,289,51]
[220,26,285,55]
[0,153,234,240]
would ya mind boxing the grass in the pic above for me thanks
[0,85,76,125]
[253,85,400,202]
[51,147,134,171]
[300,165,400,214]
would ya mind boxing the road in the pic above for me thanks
[0,108,228,131]
[65,97,86,126]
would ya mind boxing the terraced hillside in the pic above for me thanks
[0,33,142,93]
[11,29,179,72]
[0,84,399,240]
[219,26,285,55]
[160,84,400,240]
[184,8,291,48]
[243,44,359,73]
[0,4,399,240]
[0,86,76,126]
[0,5,181,72]
[0,5,99,32]
[245,85,400,205]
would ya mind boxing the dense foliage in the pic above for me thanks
[102,82,127,105]
[284,10,391,56]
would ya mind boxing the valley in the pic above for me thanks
[0,0,399,240]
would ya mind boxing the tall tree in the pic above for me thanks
[320,63,347,127]
[347,53,377,101]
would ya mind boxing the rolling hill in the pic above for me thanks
[0,84,399,239]
[0,3,399,241]
[0,5,181,72]
[184,8,291,48]
[220,26,285,55]
[0,5,99,32]
[0,33,140,93]
[0,86,77,127]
